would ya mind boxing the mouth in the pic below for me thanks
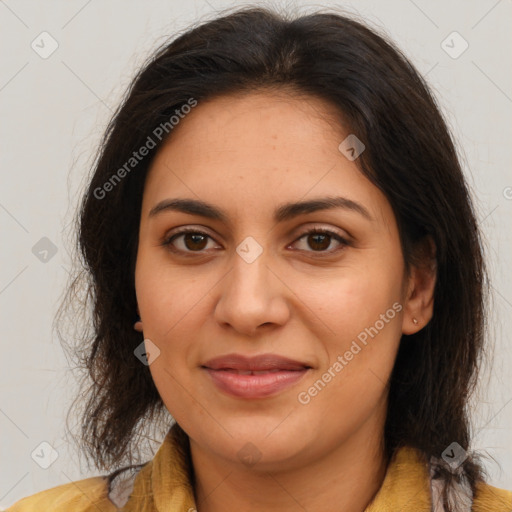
[201,353,312,399]
[213,368,290,375]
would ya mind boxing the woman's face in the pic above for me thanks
[135,90,424,471]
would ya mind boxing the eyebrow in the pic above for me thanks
[148,196,373,223]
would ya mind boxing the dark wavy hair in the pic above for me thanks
[55,5,489,508]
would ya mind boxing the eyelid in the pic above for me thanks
[164,223,350,240]
[161,224,351,255]
[289,223,352,242]
[162,226,221,251]
[289,226,350,254]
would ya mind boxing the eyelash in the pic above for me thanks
[160,227,350,257]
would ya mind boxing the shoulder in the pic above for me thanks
[472,480,512,512]
[6,476,117,512]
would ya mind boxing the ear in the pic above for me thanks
[402,235,437,335]
[134,305,143,332]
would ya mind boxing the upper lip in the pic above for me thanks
[202,353,311,371]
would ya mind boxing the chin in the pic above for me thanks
[190,413,316,470]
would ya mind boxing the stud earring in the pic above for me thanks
[412,318,419,325]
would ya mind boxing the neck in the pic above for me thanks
[190,416,388,512]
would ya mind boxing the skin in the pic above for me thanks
[134,90,436,512]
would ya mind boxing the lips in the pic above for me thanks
[203,353,310,372]
[201,353,311,399]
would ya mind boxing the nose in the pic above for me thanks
[213,246,291,337]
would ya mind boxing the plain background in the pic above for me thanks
[1,0,511,507]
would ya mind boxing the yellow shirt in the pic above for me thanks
[6,424,512,511]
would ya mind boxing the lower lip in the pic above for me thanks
[204,368,309,399]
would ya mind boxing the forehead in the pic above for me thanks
[149,89,348,169]
[141,90,392,228]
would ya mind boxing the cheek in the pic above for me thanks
[295,262,404,401]
[147,357,209,440]
[135,256,212,392]
[135,249,211,339]
[295,261,403,341]
[295,301,403,446]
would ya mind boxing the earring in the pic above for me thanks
[412,318,419,325]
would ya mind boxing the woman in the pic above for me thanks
[8,6,511,512]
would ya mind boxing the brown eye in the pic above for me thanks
[182,233,208,251]
[162,230,219,253]
[307,233,331,251]
[292,228,348,254]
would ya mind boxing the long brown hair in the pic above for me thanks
[56,6,489,507]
